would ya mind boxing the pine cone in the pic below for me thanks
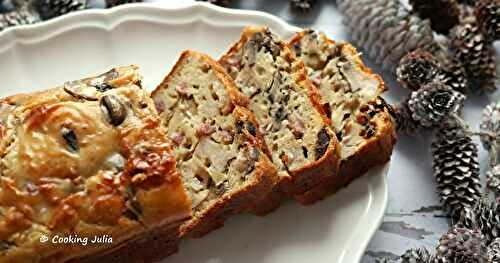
[401,248,435,262]
[460,0,477,5]
[488,238,500,262]
[408,82,466,128]
[425,38,469,94]
[197,0,230,6]
[394,100,421,135]
[0,0,24,12]
[409,0,461,34]
[480,101,500,151]
[0,6,38,32]
[487,165,500,197]
[396,50,441,91]
[475,0,500,41]
[338,0,435,73]
[450,22,497,93]
[32,0,85,20]
[436,225,488,262]
[290,0,316,11]
[462,198,500,244]
[461,3,478,20]
[432,119,481,220]
[437,61,469,93]
[106,0,141,8]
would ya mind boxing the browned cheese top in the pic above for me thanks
[0,66,191,263]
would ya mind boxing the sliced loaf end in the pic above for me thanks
[290,30,396,204]
[219,26,341,214]
[153,50,278,237]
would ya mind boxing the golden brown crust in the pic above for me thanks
[296,110,396,204]
[289,30,386,95]
[153,50,250,109]
[251,125,341,215]
[337,43,388,93]
[277,35,341,196]
[179,106,278,238]
[288,63,341,194]
[219,26,342,215]
[153,50,279,238]
[180,130,278,237]
[249,180,291,216]
[70,219,183,263]
[290,128,341,193]
[0,66,192,263]
[289,31,396,204]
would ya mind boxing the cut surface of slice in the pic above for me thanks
[220,26,341,214]
[289,30,396,204]
[153,50,278,236]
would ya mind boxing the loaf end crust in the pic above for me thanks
[0,66,192,263]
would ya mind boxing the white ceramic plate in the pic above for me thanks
[0,3,389,263]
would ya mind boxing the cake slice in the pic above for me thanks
[219,26,341,214]
[289,30,396,204]
[152,50,278,237]
[0,66,192,263]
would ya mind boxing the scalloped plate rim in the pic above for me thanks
[0,3,301,51]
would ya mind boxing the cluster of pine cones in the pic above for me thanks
[385,225,495,262]
[339,0,499,95]
[391,215,499,262]
[338,0,500,262]
[0,0,141,32]
[482,101,500,198]
[393,114,500,262]
[342,0,500,227]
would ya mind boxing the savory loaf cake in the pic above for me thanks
[219,26,341,214]
[0,66,192,263]
[152,50,278,237]
[289,30,396,204]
